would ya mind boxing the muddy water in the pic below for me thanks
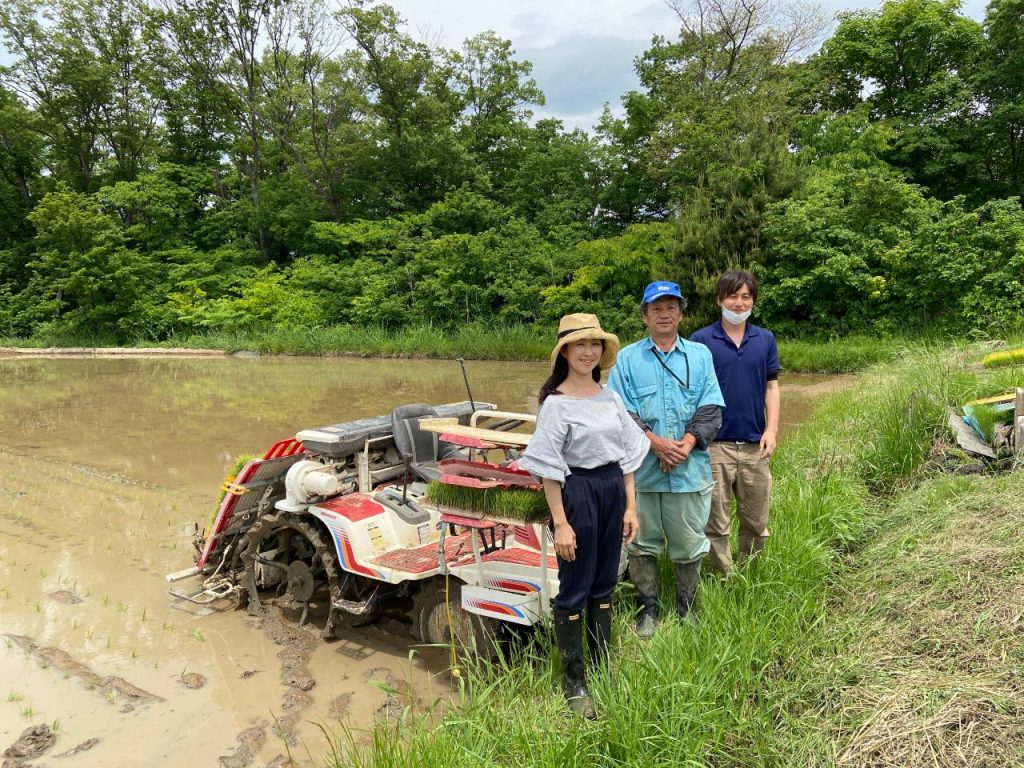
[0,356,845,766]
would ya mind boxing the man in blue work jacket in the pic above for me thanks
[608,281,724,636]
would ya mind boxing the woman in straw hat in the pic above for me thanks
[518,313,648,719]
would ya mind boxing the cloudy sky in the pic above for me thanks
[388,0,989,131]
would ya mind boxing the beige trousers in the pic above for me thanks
[706,441,772,574]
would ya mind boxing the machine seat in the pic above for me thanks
[390,403,462,482]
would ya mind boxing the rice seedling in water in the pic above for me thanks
[425,482,549,523]
[7,690,23,702]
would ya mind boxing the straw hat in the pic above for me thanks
[550,313,620,369]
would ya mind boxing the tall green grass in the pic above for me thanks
[2,327,912,372]
[776,335,905,373]
[169,324,553,361]
[319,346,1023,767]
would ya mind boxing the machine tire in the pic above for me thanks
[414,578,499,659]
[240,511,345,640]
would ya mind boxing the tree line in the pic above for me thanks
[1,0,1022,343]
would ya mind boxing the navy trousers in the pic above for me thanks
[553,463,626,612]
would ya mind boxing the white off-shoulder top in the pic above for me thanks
[518,387,649,484]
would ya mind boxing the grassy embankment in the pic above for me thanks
[1,324,910,373]
[319,342,1023,768]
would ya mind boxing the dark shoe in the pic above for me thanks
[628,555,659,638]
[553,608,597,719]
[673,559,702,626]
[586,598,613,668]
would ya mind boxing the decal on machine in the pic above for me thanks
[366,522,386,554]
[416,522,431,545]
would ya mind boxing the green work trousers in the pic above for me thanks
[627,487,713,564]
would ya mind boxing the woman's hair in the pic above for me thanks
[538,344,603,404]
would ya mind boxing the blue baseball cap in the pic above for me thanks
[642,281,685,305]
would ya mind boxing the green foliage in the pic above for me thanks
[802,0,986,199]
[0,0,1023,345]
[201,266,323,332]
[25,184,158,338]
[541,223,674,338]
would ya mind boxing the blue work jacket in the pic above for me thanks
[607,336,725,493]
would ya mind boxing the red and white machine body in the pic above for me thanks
[167,402,581,637]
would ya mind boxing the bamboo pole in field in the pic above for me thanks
[1015,388,1024,458]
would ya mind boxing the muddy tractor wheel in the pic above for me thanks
[414,579,499,658]
[241,511,344,640]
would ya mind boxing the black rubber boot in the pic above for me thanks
[673,559,702,626]
[586,598,613,668]
[553,608,597,719]
[628,555,659,638]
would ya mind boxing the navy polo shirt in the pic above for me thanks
[690,321,780,442]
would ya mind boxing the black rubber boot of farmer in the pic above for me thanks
[674,559,702,626]
[553,608,597,719]
[585,598,613,668]
[629,555,659,638]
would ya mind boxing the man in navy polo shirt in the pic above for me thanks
[691,270,780,576]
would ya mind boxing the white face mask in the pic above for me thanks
[722,307,751,325]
